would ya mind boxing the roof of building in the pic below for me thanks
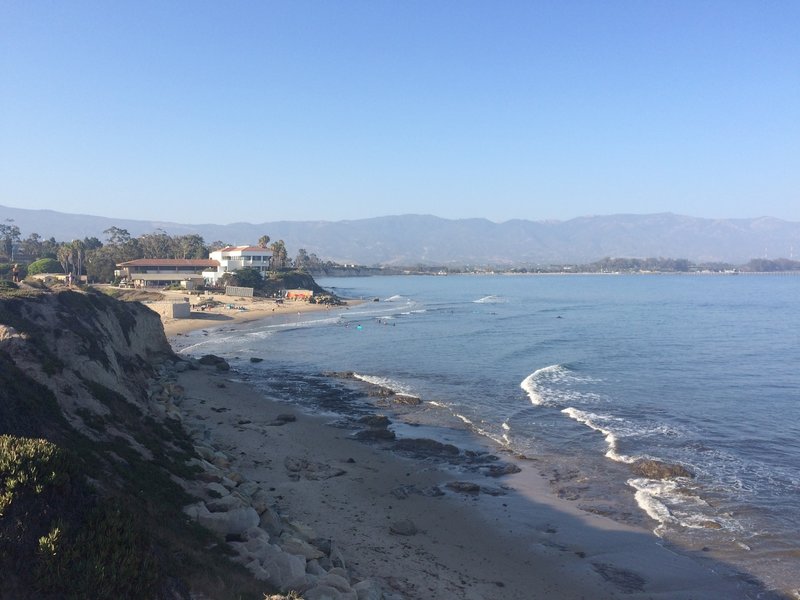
[117,259,219,267]
[215,245,273,253]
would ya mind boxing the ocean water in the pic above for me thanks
[178,274,800,595]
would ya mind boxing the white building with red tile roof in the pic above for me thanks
[202,245,273,285]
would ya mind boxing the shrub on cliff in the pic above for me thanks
[0,435,161,600]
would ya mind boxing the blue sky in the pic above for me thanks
[1,1,798,224]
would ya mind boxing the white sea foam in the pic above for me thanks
[244,329,279,340]
[627,477,735,536]
[177,339,220,354]
[352,373,419,398]
[519,364,567,405]
[461,418,512,448]
[267,316,343,329]
[628,477,675,534]
[561,407,637,463]
[384,295,405,302]
[455,413,473,425]
[500,421,512,445]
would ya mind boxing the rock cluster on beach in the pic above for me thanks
[156,357,400,600]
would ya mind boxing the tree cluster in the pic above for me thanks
[0,220,332,284]
[0,223,219,283]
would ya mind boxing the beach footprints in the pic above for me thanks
[591,562,646,594]
[284,455,347,481]
[390,484,444,500]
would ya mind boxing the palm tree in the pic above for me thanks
[71,239,86,282]
[269,240,288,270]
[57,244,72,277]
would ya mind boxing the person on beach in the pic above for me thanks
[67,272,73,287]
[11,264,19,282]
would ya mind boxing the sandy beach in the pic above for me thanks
[164,303,773,599]
[156,290,346,338]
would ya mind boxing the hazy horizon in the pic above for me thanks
[2,203,798,228]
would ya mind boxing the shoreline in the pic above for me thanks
[166,309,779,599]
[155,289,356,339]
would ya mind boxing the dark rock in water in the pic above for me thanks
[630,459,693,480]
[354,428,396,442]
[325,371,423,405]
[249,357,264,363]
[392,394,422,406]
[481,463,522,477]
[394,438,460,457]
[367,387,395,398]
[389,519,418,536]
[358,415,391,428]
[446,481,481,494]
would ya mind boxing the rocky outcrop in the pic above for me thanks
[198,354,231,371]
[630,459,694,480]
[325,372,422,406]
[354,414,396,442]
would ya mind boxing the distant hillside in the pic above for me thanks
[2,205,798,265]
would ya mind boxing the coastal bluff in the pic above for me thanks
[0,286,377,599]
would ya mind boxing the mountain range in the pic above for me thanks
[2,204,798,266]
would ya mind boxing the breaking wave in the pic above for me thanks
[473,295,506,304]
[561,407,636,463]
[519,364,570,405]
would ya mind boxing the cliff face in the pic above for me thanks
[0,288,203,599]
[0,288,171,419]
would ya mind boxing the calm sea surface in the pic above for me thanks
[179,274,800,595]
